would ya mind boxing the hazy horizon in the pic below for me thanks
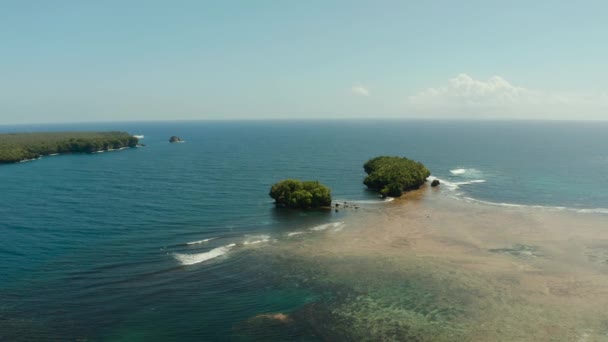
[3,117,608,128]
[2,1,607,124]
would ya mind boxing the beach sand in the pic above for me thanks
[242,186,608,341]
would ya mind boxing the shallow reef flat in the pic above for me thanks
[236,187,608,341]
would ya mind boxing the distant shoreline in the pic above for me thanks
[17,146,136,163]
[0,131,140,164]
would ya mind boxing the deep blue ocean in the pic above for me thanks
[1,120,607,341]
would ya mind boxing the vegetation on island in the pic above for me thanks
[363,156,431,197]
[269,179,332,209]
[0,131,138,164]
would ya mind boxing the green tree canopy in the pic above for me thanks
[363,156,431,197]
[269,179,332,209]
[0,132,138,164]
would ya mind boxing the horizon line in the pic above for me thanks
[2,117,608,127]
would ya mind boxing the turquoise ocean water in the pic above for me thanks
[1,120,607,340]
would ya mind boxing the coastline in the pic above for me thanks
[15,146,137,163]
[246,186,608,341]
[0,131,139,164]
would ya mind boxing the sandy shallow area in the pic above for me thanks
[243,186,608,341]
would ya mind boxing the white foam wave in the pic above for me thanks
[427,176,459,190]
[576,208,608,214]
[435,174,607,216]
[243,235,271,245]
[450,168,467,175]
[174,243,236,265]
[186,238,216,245]
[310,222,344,231]
[92,148,132,154]
[428,176,486,190]
[333,197,394,205]
[450,168,482,177]
[464,197,568,211]
[461,197,608,215]
[455,180,486,186]
[332,225,344,232]
[287,231,307,237]
[463,197,528,208]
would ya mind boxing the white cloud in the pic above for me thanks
[408,73,530,106]
[351,85,370,97]
[407,74,608,119]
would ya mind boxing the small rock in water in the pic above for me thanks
[169,136,183,143]
[431,179,440,187]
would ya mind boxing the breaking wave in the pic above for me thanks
[450,168,482,177]
[428,176,486,190]
[461,197,608,215]
[333,197,394,205]
[186,238,216,245]
[450,168,467,175]
[310,222,345,231]
[243,235,271,245]
[174,243,236,265]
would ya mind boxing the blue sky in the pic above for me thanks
[1,1,607,123]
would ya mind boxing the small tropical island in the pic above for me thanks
[363,156,431,197]
[169,136,184,143]
[269,179,332,209]
[0,131,139,164]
